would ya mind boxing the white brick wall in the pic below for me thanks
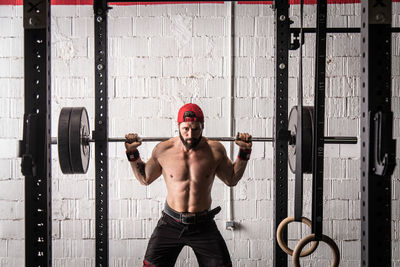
[0,2,399,266]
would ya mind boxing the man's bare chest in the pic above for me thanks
[158,148,218,181]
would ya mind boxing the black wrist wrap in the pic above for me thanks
[238,148,251,161]
[126,149,140,162]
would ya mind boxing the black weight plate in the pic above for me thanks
[288,106,313,174]
[58,107,73,174]
[69,107,90,174]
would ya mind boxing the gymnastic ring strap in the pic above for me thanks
[294,0,304,222]
[292,234,340,267]
[276,216,319,257]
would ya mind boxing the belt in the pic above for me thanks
[163,202,221,225]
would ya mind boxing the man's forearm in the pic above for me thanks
[125,135,162,185]
[130,160,149,185]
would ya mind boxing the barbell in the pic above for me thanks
[53,107,357,174]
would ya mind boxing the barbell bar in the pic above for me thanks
[51,135,356,145]
[54,107,357,174]
[51,136,275,144]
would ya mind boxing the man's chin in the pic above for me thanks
[183,141,195,150]
[179,133,202,150]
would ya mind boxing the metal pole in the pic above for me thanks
[227,0,236,230]
[360,0,395,266]
[94,0,109,265]
[273,1,289,266]
[22,0,52,265]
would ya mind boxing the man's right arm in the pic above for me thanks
[125,133,162,185]
[129,149,162,185]
[215,133,252,186]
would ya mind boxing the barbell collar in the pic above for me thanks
[51,136,356,144]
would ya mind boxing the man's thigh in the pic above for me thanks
[144,215,184,267]
[187,221,232,267]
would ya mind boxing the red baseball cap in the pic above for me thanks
[177,103,204,123]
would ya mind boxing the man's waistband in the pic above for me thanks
[163,202,221,225]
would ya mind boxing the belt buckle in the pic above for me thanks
[181,213,196,224]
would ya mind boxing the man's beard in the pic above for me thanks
[179,132,202,150]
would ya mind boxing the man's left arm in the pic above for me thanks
[215,133,252,186]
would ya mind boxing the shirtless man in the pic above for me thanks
[125,103,252,267]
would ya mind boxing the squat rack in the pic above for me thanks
[20,1,397,266]
[273,0,396,266]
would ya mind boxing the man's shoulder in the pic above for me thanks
[205,138,226,152]
[154,137,177,152]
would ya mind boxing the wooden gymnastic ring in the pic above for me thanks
[292,234,340,267]
[276,216,319,257]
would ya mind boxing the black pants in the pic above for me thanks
[143,212,232,267]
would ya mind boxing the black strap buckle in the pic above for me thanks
[21,154,37,176]
[164,203,221,225]
[372,111,396,176]
[20,113,39,177]
[180,213,197,224]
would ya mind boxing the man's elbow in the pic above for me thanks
[220,173,239,187]
[226,179,239,187]
[143,176,156,186]
[141,180,151,186]
[140,174,159,186]
[136,176,151,186]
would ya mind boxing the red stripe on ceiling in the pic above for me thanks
[109,1,223,5]
[1,0,399,5]
[0,0,225,5]
[237,1,272,4]
[52,0,91,4]
[0,0,22,4]
[238,0,400,3]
